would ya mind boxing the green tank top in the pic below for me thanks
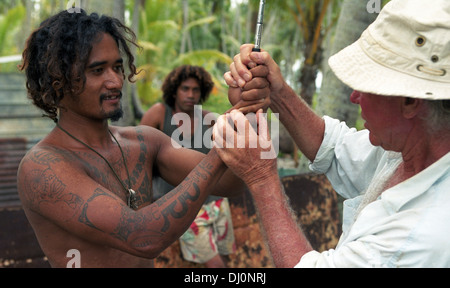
[162,104,212,154]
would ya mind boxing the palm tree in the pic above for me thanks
[272,0,341,106]
[135,0,233,115]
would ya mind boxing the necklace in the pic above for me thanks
[56,123,138,210]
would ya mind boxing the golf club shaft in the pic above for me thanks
[253,0,266,52]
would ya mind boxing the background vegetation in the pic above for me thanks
[0,0,390,130]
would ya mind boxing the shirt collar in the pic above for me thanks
[381,152,450,212]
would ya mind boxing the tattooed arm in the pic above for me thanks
[17,133,228,263]
[150,126,246,198]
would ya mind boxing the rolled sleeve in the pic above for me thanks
[309,116,356,174]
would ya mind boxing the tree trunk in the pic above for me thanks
[298,0,328,106]
[130,0,145,121]
[111,0,135,126]
[180,0,192,54]
[316,0,378,127]
[300,43,324,106]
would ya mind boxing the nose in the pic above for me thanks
[350,91,361,104]
[104,69,123,90]
[187,88,197,99]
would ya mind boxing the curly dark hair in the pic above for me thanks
[162,65,214,108]
[19,9,140,122]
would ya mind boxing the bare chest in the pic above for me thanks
[75,147,154,208]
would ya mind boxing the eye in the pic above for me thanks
[91,67,103,74]
[114,64,124,73]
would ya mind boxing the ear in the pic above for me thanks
[402,97,423,119]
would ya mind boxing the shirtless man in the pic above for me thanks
[17,10,246,268]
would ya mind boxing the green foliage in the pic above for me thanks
[135,0,234,114]
[0,4,25,72]
[0,0,352,117]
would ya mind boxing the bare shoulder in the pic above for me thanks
[111,125,174,167]
[113,124,170,147]
[140,102,166,129]
[17,141,85,214]
[18,140,83,180]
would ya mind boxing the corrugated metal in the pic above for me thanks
[0,139,48,268]
[0,138,27,208]
[0,73,53,140]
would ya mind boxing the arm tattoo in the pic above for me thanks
[78,188,115,231]
[159,181,200,232]
[154,160,215,233]
[23,155,83,216]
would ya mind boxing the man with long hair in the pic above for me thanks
[17,9,245,268]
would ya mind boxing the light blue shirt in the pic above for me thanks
[296,116,450,267]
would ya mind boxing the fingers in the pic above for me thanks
[231,55,251,88]
[256,109,270,141]
[237,98,270,114]
[227,44,280,89]
[213,114,233,149]
[227,73,270,112]
[255,110,277,160]
[213,109,277,164]
[225,44,276,114]
[214,110,266,144]
[229,44,269,88]
[228,95,270,114]
[243,77,269,93]
[213,110,246,148]
[249,65,269,78]
[224,71,239,88]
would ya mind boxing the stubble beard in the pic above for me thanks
[107,106,124,122]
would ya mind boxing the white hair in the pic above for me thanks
[423,100,450,133]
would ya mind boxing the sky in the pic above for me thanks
[231,0,248,9]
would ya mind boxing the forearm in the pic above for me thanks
[249,175,313,268]
[139,150,227,256]
[211,169,246,198]
[270,83,325,162]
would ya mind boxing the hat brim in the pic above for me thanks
[329,39,450,100]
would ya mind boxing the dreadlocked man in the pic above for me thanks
[17,9,248,268]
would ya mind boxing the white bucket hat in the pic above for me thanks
[329,0,450,100]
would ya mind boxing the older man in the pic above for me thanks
[218,0,450,267]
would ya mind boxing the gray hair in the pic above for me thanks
[423,100,450,133]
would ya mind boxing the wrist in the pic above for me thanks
[247,172,281,194]
[270,82,294,107]
[209,147,227,169]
